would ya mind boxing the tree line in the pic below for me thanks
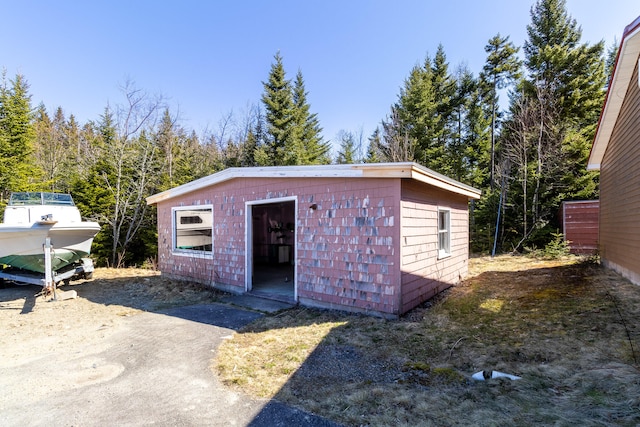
[0,0,615,266]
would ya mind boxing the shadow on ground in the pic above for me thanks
[216,261,640,426]
[3,261,639,426]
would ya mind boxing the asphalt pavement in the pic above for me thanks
[1,300,342,426]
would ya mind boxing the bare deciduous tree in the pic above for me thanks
[500,83,560,251]
[101,81,164,267]
[380,107,415,162]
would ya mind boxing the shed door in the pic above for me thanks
[246,199,296,301]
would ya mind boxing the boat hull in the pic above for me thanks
[0,222,100,273]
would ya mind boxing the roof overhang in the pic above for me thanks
[588,15,640,170]
[146,162,482,205]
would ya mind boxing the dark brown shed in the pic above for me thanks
[560,200,599,255]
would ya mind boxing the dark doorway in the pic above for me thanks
[249,200,295,302]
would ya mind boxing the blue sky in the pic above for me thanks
[1,1,638,150]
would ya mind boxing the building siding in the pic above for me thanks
[156,177,403,316]
[599,61,640,285]
[399,179,469,313]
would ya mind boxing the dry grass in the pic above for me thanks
[215,255,640,426]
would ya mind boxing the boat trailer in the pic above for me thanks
[0,238,94,300]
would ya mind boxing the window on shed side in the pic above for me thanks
[438,209,451,258]
[173,207,213,253]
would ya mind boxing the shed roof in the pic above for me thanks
[588,15,640,170]
[146,162,481,205]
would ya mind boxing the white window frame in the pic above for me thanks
[172,205,214,258]
[437,208,451,259]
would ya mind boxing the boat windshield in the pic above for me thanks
[8,192,75,206]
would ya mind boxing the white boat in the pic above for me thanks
[0,192,100,274]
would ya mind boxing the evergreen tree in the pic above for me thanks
[392,56,434,164]
[71,107,118,264]
[240,105,264,167]
[291,70,330,164]
[155,109,177,190]
[33,106,75,192]
[364,128,383,163]
[335,130,359,164]
[389,45,459,173]
[523,0,605,127]
[0,73,39,201]
[497,0,605,250]
[242,118,262,167]
[62,114,85,186]
[449,65,475,183]
[605,40,618,87]
[259,54,328,166]
[480,34,522,188]
[259,52,294,166]
[430,45,457,175]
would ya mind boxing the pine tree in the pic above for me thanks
[497,0,605,250]
[291,70,330,164]
[480,34,522,188]
[605,40,618,87]
[430,45,457,175]
[393,56,435,165]
[260,52,294,166]
[33,106,75,192]
[259,54,329,166]
[389,46,460,173]
[524,0,605,127]
[335,130,359,164]
[364,128,383,163]
[240,106,264,167]
[451,65,491,186]
[0,73,38,200]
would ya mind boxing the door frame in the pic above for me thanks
[245,196,297,300]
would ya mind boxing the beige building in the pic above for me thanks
[588,16,640,285]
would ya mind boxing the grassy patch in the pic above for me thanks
[214,255,640,426]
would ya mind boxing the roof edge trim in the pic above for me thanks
[146,162,481,205]
[589,15,640,169]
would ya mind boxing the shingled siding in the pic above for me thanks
[297,178,401,316]
[156,177,402,315]
[155,183,246,292]
[400,180,469,314]
[599,62,640,286]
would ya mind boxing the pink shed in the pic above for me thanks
[147,162,481,318]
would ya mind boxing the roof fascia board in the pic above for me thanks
[410,165,482,199]
[146,162,481,205]
[588,16,640,170]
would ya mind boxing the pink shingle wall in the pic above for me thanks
[400,180,469,313]
[156,177,403,315]
[297,178,401,315]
